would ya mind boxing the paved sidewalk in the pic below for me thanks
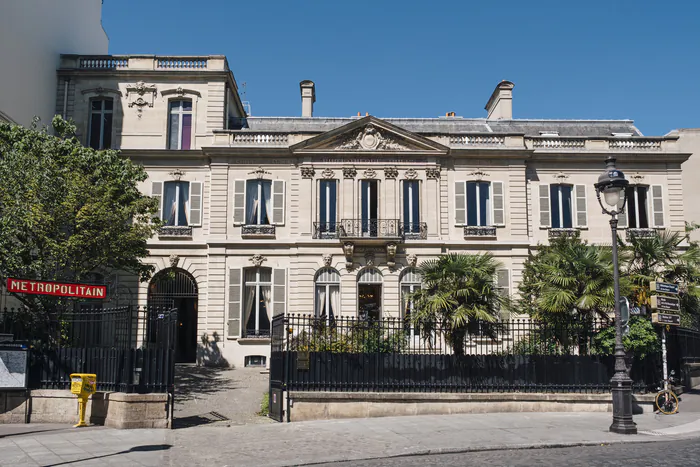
[3,410,700,466]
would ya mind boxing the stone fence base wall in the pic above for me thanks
[288,392,656,422]
[0,390,170,428]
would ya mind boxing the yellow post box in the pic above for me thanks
[70,373,96,427]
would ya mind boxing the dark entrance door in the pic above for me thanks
[148,269,198,363]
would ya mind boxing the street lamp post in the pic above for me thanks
[594,156,637,435]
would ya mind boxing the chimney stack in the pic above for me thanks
[300,80,316,117]
[485,81,514,120]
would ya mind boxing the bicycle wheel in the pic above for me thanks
[655,390,679,415]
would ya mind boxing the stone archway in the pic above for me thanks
[148,268,198,363]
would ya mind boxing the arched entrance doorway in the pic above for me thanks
[148,268,198,363]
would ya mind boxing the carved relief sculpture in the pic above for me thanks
[249,167,272,179]
[363,168,377,179]
[169,254,180,268]
[126,81,157,118]
[404,169,418,180]
[467,169,489,181]
[343,167,357,179]
[386,243,398,269]
[250,254,267,267]
[343,242,355,270]
[407,253,418,268]
[335,124,410,151]
[321,168,335,179]
[300,166,315,179]
[169,169,186,180]
[384,167,399,179]
[426,167,441,179]
[364,252,375,267]
[322,254,332,267]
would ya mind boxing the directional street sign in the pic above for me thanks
[651,295,681,313]
[652,312,681,326]
[650,281,680,295]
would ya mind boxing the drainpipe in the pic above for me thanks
[62,79,70,119]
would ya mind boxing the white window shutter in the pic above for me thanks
[651,185,665,227]
[272,180,285,225]
[233,180,245,225]
[496,269,510,296]
[617,195,628,228]
[539,184,551,228]
[151,181,163,220]
[574,184,587,228]
[188,181,202,226]
[492,181,505,226]
[272,268,286,317]
[228,268,242,338]
[455,181,466,225]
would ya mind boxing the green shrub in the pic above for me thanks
[592,316,659,359]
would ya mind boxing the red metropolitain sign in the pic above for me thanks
[6,278,106,299]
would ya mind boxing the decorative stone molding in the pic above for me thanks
[426,167,441,179]
[343,242,355,270]
[364,252,376,267]
[249,166,272,179]
[467,169,489,181]
[335,123,410,151]
[125,81,156,118]
[300,166,315,179]
[322,254,332,267]
[554,172,570,182]
[384,167,399,179]
[169,254,180,268]
[386,243,398,269]
[363,168,377,179]
[249,254,267,267]
[407,254,418,268]
[321,168,335,179]
[169,169,186,180]
[404,169,418,180]
[629,173,646,184]
[343,167,357,179]
[81,87,122,97]
[161,87,202,98]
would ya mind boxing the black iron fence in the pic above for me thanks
[0,306,176,393]
[275,314,660,394]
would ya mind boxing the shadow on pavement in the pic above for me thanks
[174,364,238,403]
[172,411,230,429]
[44,444,172,466]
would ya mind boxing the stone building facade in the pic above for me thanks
[5,54,691,368]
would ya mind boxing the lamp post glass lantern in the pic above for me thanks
[594,156,637,435]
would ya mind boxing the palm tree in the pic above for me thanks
[409,253,507,356]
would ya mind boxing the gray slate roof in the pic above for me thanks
[245,117,643,137]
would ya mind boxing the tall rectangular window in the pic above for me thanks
[403,181,420,234]
[246,180,272,225]
[626,186,649,228]
[550,184,573,228]
[162,181,190,226]
[243,268,272,337]
[361,180,378,236]
[88,99,113,150]
[319,180,337,234]
[168,100,192,150]
[466,181,491,226]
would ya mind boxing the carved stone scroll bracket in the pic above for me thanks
[386,243,398,270]
[301,166,315,179]
[343,242,355,270]
[343,167,357,179]
[250,254,267,267]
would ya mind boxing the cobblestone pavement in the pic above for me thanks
[322,439,700,466]
[3,411,700,466]
[173,364,273,428]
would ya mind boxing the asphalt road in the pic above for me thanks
[316,439,700,466]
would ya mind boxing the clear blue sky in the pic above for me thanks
[102,0,699,136]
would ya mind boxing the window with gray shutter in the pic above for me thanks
[151,181,163,220]
[495,269,510,319]
[272,180,285,225]
[617,196,628,228]
[574,184,587,228]
[189,181,202,226]
[272,268,286,316]
[455,181,466,225]
[492,181,505,226]
[228,268,242,337]
[539,184,550,227]
[233,179,245,225]
[651,185,664,227]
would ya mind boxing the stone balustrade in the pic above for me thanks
[232,133,289,145]
[531,138,586,149]
[609,139,662,150]
[62,55,228,72]
[449,135,506,146]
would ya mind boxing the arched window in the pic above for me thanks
[243,267,272,337]
[315,268,340,323]
[357,268,382,320]
[357,268,383,284]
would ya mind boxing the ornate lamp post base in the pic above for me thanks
[609,374,638,434]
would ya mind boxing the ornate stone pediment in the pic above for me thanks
[290,116,449,154]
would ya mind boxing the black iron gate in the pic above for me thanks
[269,314,286,422]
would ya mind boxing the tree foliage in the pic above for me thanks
[0,117,160,315]
[409,253,508,355]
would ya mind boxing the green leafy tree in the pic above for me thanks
[409,253,507,356]
[592,316,660,359]
[0,117,160,317]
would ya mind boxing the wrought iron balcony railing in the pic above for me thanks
[463,226,497,237]
[313,222,340,239]
[626,228,658,240]
[338,219,401,239]
[242,329,271,339]
[241,224,276,238]
[158,225,193,237]
[548,228,580,238]
[400,222,428,240]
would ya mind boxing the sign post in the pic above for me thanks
[650,280,681,392]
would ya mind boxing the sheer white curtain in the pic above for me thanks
[262,181,272,225]
[179,183,190,226]
[246,181,258,224]
[261,285,272,322]
[329,285,340,321]
[315,286,326,319]
[243,286,256,333]
[163,182,177,225]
